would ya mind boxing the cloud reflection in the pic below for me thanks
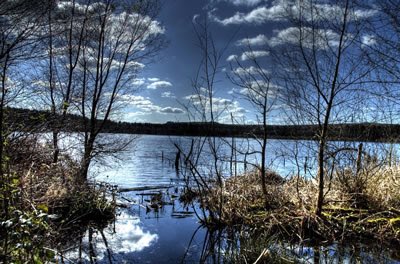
[66,212,158,262]
[110,213,158,253]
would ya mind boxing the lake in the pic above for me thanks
[61,134,400,263]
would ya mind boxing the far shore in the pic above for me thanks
[6,107,400,143]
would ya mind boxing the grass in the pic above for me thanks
[11,136,116,223]
[196,164,400,247]
[0,135,116,262]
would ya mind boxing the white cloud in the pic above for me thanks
[266,27,343,50]
[192,14,200,24]
[199,87,212,95]
[161,92,176,98]
[132,78,146,86]
[209,1,378,26]
[209,4,285,26]
[233,66,269,76]
[236,34,269,46]
[228,88,237,95]
[184,94,247,121]
[65,212,158,261]
[240,50,269,61]
[131,78,172,89]
[120,94,184,115]
[125,95,155,111]
[147,80,172,89]
[296,3,378,22]
[354,9,378,19]
[238,81,282,98]
[159,107,184,114]
[109,214,158,253]
[124,111,147,118]
[267,27,299,47]
[32,80,50,88]
[214,0,265,6]
[361,34,376,47]
[226,54,238,62]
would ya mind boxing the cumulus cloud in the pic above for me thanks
[147,80,172,89]
[184,94,247,121]
[209,0,378,26]
[240,50,269,61]
[226,54,238,62]
[233,66,269,76]
[236,34,269,46]
[159,107,184,114]
[213,0,265,6]
[132,77,172,89]
[120,94,184,115]
[125,95,155,112]
[266,27,344,50]
[192,14,200,24]
[109,214,158,253]
[239,81,282,98]
[132,78,146,86]
[361,34,376,47]
[65,212,158,261]
[161,92,176,98]
[354,9,378,19]
[209,6,283,26]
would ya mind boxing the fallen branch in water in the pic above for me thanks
[118,185,171,192]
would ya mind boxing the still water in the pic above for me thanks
[63,134,399,263]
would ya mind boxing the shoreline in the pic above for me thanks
[188,170,400,249]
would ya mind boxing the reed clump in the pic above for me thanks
[201,165,400,246]
[10,136,116,223]
[1,135,116,262]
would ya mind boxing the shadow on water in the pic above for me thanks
[56,135,400,263]
[180,226,400,263]
[57,186,400,264]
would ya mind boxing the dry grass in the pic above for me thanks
[8,136,76,206]
[6,135,115,222]
[200,166,400,246]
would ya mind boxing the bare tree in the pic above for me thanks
[0,0,51,164]
[43,0,91,163]
[177,16,233,222]
[0,0,54,179]
[361,0,400,123]
[0,1,55,261]
[274,0,372,215]
[74,0,165,182]
[228,46,280,208]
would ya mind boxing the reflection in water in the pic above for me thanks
[61,189,400,263]
[60,135,400,263]
[182,226,400,263]
[104,213,158,253]
[65,212,158,263]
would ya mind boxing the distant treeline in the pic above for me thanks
[5,107,400,142]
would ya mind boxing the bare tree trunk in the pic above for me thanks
[79,140,94,183]
[0,51,9,264]
[316,138,326,216]
[260,99,268,208]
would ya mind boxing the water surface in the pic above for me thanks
[63,134,400,263]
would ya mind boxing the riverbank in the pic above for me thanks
[0,136,116,263]
[195,167,400,249]
[6,107,400,142]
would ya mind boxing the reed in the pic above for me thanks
[200,165,400,246]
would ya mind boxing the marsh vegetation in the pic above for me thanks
[2,0,400,263]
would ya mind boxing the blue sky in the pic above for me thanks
[121,0,280,124]
[119,0,382,124]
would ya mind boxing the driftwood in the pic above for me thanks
[118,185,170,192]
